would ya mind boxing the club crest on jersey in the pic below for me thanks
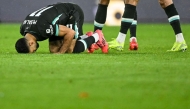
[46,29,51,33]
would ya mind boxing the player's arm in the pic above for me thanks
[57,25,75,53]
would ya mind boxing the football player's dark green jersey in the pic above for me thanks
[20,3,84,41]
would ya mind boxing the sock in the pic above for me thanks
[92,33,99,42]
[120,4,136,34]
[116,4,136,43]
[116,32,126,43]
[176,33,184,43]
[130,37,137,42]
[78,34,88,40]
[164,4,184,42]
[94,4,108,31]
[73,37,96,53]
[130,10,137,38]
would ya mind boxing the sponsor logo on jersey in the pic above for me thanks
[23,20,37,25]
[49,25,54,35]
[46,25,54,35]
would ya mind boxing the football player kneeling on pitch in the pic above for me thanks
[15,2,108,54]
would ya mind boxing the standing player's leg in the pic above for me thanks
[159,0,187,51]
[129,6,138,50]
[108,0,139,51]
[94,0,110,31]
[92,0,110,53]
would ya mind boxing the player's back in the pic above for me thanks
[24,3,76,25]
[20,3,77,41]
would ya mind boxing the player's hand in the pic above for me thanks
[66,39,76,53]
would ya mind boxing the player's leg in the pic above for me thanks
[48,30,108,54]
[159,0,187,51]
[94,0,110,31]
[108,0,139,51]
[73,4,100,53]
[73,30,108,53]
[73,36,97,53]
[129,7,138,50]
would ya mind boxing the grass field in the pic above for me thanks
[0,23,190,109]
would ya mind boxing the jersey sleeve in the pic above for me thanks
[40,13,69,37]
[45,24,59,36]
[37,23,59,38]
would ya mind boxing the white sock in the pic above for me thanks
[116,32,126,43]
[92,33,99,42]
[176,33,184,43]
[79,34,88,39]
[130,37,137,42]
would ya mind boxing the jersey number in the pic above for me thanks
[29,6,53,17]
[66,24,73,29]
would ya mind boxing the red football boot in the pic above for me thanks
[86,31,99,53]
[95,30,109,54]
[129,37,138,50]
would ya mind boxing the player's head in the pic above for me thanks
[15,38,39,53]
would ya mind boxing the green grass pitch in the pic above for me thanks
[0,23,190,109]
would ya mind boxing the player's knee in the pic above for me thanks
[159,0,166,8]
[99,0,110,5]
[134,0,139,3]
[127,0,138,5]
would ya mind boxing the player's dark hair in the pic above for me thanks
[15,38,29,53]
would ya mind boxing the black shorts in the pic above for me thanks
[73,4,84,36]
